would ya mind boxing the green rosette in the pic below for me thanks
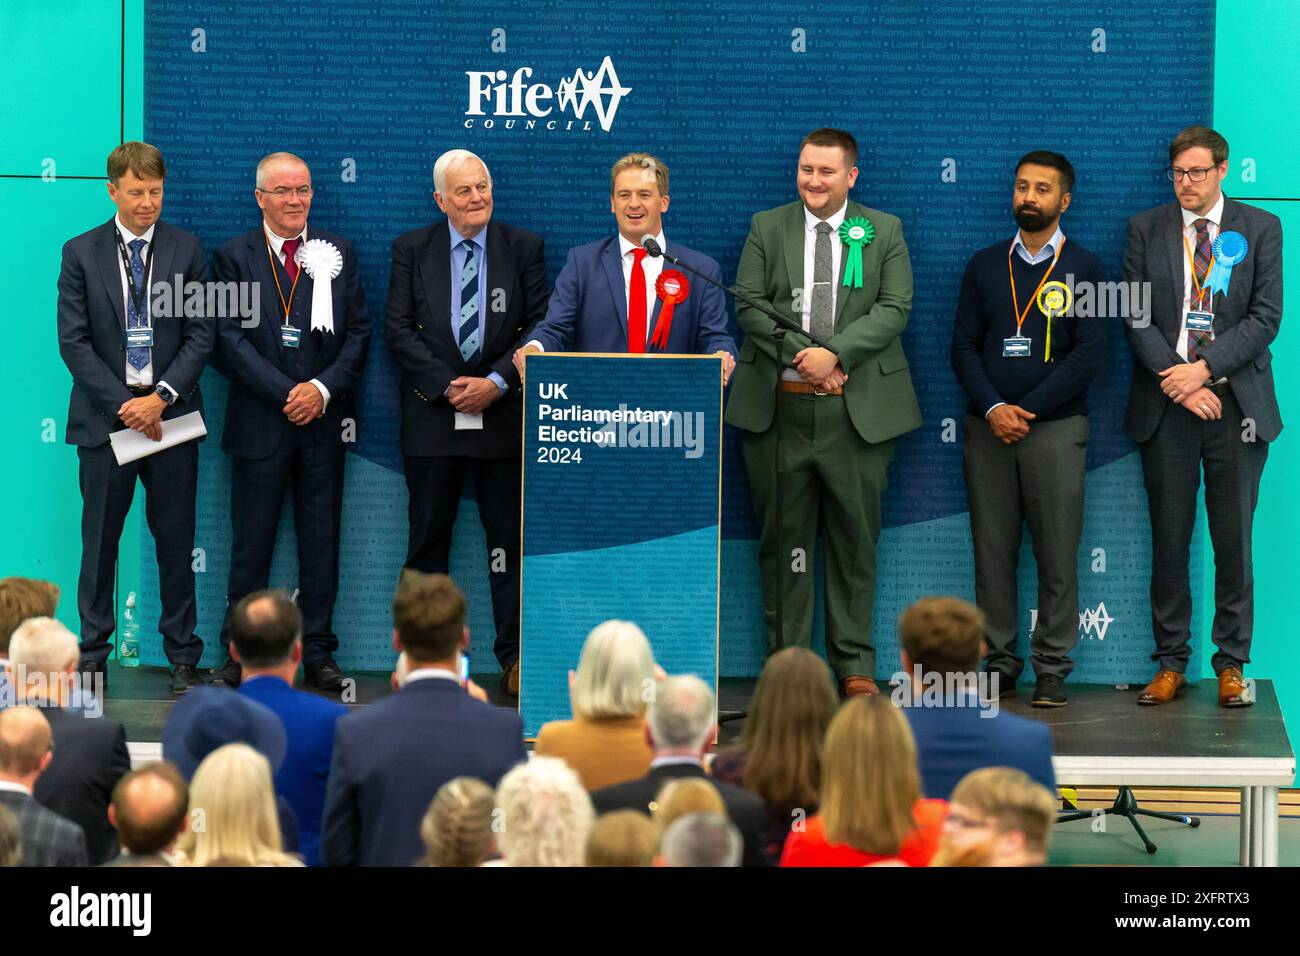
[838,217,875,288]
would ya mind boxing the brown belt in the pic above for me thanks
[781,380,843,396]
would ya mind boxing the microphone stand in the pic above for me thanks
[644,239,838,726]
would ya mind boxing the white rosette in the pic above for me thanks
[296,239,343,334]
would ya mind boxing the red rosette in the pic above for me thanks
[651,270,689,349]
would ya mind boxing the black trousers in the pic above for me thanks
[403,455,521,669]
[1139,390,1268,675]
[220,434,347,665]
[76,440,202,667]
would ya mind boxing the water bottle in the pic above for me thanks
[120,592,140,667]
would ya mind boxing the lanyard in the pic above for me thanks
[1182,231,1215,309]
[1007,238,1066,335]
[114,229,155,323]
[265,230,302,327]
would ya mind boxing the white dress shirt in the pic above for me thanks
[403,667,462,686]
[0,780,32,796]
[618,230,666,348]
[786,202,848,381]
[1177,193,1226,382]
[113,215,176,400]
[265,223,331,409]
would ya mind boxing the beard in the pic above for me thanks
[1014,204,1058,233]
[930,835,998,868]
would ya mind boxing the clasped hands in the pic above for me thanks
[448,377,502,415]
[117,394,166,442]
[1159,359,1221,421]
[284,382,325,425]
[792,347,846,390]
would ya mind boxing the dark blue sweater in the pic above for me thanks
[950,238,1106,422]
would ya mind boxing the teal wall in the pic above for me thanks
[3,1,1297,742]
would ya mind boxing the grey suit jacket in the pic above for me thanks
[1123,196,1283,443]
[0,789,88,867]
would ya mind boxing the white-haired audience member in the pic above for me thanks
[590,674,768,866]
[8,616,129,864]
[417,777,497,867]
[0,707,86,866]
[932,767,1056,867]
[105,762,190,867]
[176,744,303,867]
[659,812,743,867]
[534,620,657,790]
[493,756,593,867]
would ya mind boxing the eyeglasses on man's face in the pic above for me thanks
[258,185,314,199]
[1166,166,1218,183]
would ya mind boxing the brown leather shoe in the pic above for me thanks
[1137,670,1186,705]
[503,661,520,697]
[1218,667,1253,708]
[841,676,879,697]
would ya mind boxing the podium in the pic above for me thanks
[519,353,723,737]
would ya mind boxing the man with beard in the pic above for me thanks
[949,151,1105,707]
[931,767,1056,867]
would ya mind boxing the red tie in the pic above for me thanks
[628,248,647,354]
[282,237,301,281]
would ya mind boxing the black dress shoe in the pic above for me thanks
[1032,674,1068,708]
[984,668,1017,701]
[304,656,347,693]
[208,658,241,688]
[170,664,205,696]
[77,660,107,690]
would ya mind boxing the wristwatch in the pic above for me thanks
[154,383,177,405]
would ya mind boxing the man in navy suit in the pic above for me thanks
[321,572,525,867]
[210,152,371,694]
[230,589,345,867]
[895,598,1056,801]
[385,149,548,697]
[56,142,212,695]
[513,152,736,373]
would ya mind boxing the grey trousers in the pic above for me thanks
[963,413,1088,680]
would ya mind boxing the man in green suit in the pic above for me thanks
[726,128,921,696]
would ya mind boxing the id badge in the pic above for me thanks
[280,326,302,349]
[1002,335,1031,358]
[1186,310,1214,332]
[125,327,154,348]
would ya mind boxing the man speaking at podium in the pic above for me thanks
[726,128,921,698]
[512,153,736,374]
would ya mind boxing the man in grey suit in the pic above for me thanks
[1124,126,1283,708]
[0,707,88,866]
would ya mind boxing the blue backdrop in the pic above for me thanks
[138,0,1215,681]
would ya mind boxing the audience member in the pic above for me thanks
[932,767,1056,867]
[0,707,87,866]
[493,756,592,867]
[105,762,189,866]
[897,597,1056,799]
[9,616,129,863]
[0,804,18,867]
[711,646,836,864]
[0,578,61,707]
[659,812,742,867]
[176,743,302,867]
[781,694,946,867]
[591,675,768,866]
[652,777,725,832]
[535,620,656,790]
[321,572,525,866]
[417,777,497,867]
[229,589,346,866]
[585,810,659,867]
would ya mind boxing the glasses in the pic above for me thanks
[943,812,994,832]
[258,186,313,199]
[1166,167,1217,182]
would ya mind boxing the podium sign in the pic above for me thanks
[520,354,723,737]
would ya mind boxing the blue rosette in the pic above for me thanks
[1208,231,1248,296]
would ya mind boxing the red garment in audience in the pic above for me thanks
[778,799,947,867]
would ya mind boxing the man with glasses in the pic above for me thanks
[1123,126,1283,708]
[210,152,372,694]
[933,767,1056,867]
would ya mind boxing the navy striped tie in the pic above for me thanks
[126,238,150,370]
[457,240,480,363]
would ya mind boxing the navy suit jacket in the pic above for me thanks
[213,225,371,460]
[239,676,346,867]
[529,236,736,356]
[320,677,526,867]
[57,218,213,447]
[904,702,1057,801]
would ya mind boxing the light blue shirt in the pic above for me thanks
[1010,225,1065,265]
[448,224,507,395]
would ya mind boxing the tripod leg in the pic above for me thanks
[1134,808,1200,828]
[1124,812,1158,855]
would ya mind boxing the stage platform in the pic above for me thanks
[102,665,1293,866]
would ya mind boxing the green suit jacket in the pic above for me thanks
[724,199,922,444]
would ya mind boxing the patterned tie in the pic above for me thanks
[126,238,150,370]
[810,222,834,342]
[282,237,301,282]
[457,240,481,363]
[1187,217,1214,362]
[628,248,647,353]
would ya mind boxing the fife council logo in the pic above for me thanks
[464,56,631,133]
[1029,602,1115,641]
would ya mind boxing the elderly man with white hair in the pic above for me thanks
[385,148,549,698]
[6,617,130,864]
[591,674,769,866]
[491,755,593,866]
[659,811,743,867]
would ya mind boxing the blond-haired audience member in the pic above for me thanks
[781,695,946,866]
[932,767,1056,867]
[493,756,592,867]
[417,777,497,867]
[176,744,302,867]
[585,810,658,867]
[652,777,725,832]
[534,621,657,790]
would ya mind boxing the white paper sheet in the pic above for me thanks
[109,411,207,465]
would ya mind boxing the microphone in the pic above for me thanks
[641,235,675,262]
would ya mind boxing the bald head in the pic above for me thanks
[229,589,301,669]
[0,707,53,779]
[111,763,189,855]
